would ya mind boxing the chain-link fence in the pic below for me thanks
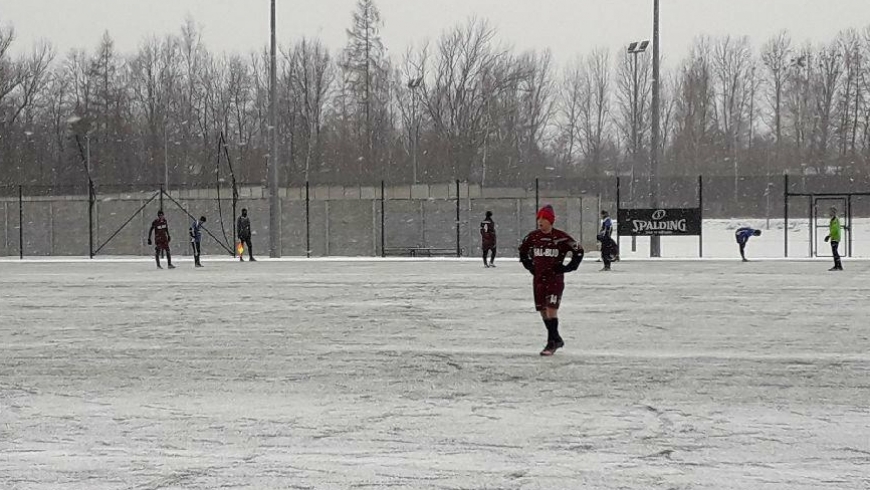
[2,175,868,258]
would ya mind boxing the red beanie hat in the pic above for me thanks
[536,205,555,224]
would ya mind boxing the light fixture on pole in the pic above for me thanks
[626,40,649,165]
[407,76,423,184]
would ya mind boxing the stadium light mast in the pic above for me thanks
[268,0,281,257]
[650,0,661,257]
[627,40,648,255]
[627,40,649,179]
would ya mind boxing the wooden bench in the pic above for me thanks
[383,247,464,257]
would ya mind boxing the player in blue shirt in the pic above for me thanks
[600,210,613,238]
[735,226,761,262]
[189,216,207,268]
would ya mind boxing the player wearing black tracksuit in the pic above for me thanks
[237,208,255,262]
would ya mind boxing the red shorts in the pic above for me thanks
[482,239,496,251]
[533,275,564,311]
[155,237,170,251]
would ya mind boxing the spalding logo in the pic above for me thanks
[652,209,667,220]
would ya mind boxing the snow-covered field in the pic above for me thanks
[1,258,868,489]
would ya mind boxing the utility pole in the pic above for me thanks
[650,0,661,257]
[268,0,281,257]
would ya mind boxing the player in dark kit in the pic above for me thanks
[189,216,207,267]
[735,226,761,262]
[599,210,618,262]
[597,232,618,271]
[518,205,584,356]
[147,210,175,269]
[480,210,496,267]
[237,208,255,261]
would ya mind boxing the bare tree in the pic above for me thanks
[418,18,521,181]
[614,48,652,187]
[834,29,862,164]
[342,0,389,179]
[671,38,716,177]
[516,50,556,178]
[289,38,334,182]
[395,46,426,182]
[811,41,843,174]
[761,31,792,173]
[577,48,612,179]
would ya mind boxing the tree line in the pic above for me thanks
[2,0,870,194]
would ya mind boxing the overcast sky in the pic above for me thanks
[2,1,869,65]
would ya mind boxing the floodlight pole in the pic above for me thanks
[268,0,281,257]
[650,0,661,257]
[627,40,648,256]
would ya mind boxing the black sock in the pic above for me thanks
[547,318,561,342]
[543,318,553,343]
[544,318,560,344]
[166,251,172,266]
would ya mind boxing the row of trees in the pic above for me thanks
[3,0,870,192]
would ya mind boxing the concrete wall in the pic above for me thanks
[0,183,600,257]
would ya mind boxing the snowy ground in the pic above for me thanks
[1,258,868,489]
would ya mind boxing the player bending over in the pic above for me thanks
[735,226,761,262]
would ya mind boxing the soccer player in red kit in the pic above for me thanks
[518,205,584,356]
[147,210,175,269]
[480,210,497,267]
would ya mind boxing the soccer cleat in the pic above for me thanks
[239,257,244,262]
[195,263,203,268]
[540,342,556,356]
[249,257,256,262]
[483,263,490,268]
[489,263,496,267]
[167,264,176,269]
[554,338,564,350]
[829,266,843,271]
[600,266,611,271]
[156,264,163,269]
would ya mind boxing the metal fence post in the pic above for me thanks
[847,195,852,257]
[455,179,461,257]
[88,179,95,258]
[783,174,789,258]
[380,180,385,257]
[18,185,23,259]
[698,175,704,258]
[305,181,311,258]
[615,177,620,254]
